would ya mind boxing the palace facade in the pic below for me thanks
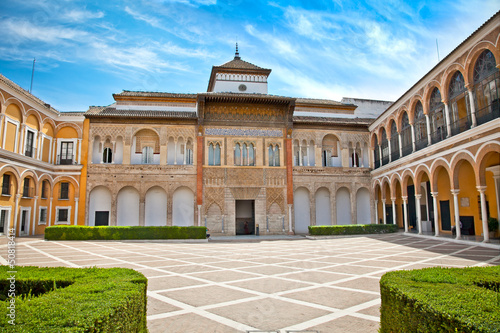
[0,12,499,240]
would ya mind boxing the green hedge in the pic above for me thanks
[0,266,147,332]
[380,266,500,333]
[308,224,398,235]
[45,225,206,240]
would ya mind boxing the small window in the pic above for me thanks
[2,174,11,196]
[25,130,35,158]
[0,210,7,231]
[23,178,31,197]
[57,208,69,223]
[39,208,47,224]
[41,180,48,199]
[60,182,69,200]
[103,147,112,163]
[142,146,153,164]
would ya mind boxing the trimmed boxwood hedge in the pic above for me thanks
[45,225,206,240]
[308,224,398,235]
[0,266,147,332]
[380,266,500,333]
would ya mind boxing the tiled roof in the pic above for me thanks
[293,116,374,125]
[296,97,351,107]
[218,58,269,71]
[113,91,197,98]
[85,107,197,119]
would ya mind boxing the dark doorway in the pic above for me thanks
[439,200,451,231]
[385,204,393,224]
[460,216,475,235]
[407,185,417,231]
[95,211,109,226]
[236,200,254,235]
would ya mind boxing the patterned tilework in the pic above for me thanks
[205,128,283,137]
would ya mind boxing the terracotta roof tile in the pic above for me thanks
[85,107,197,118]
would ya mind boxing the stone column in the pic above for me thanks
[139,199,145,226]
[415,194,422,234]
[425,114,432,145]
[288,204,293,234]
[444,102,451,137]
[306,145,310,166]
[0,114,5,149]
[77,139,82,164]
[74,198,79,226]
[374,199,379,224]
[402,196,408,232]
[298,145,303,166]
[13,194,21,236]
[477,186,489,242]
[382,199,387,224]
[391,198,396,225]
[174,139,178,165]
[388,140,392,163]
[37,131,43,160]
[48,198,53,227]
[100,141,104,163]
[197,205,202,227]
[451,189,461,239]
[378,145,383,166]
[410,124,416,152]
[19,124,26,155]
[431,192,439,236]
[112,141,116,163]
[398,133,403,158]
[468,89,477,127]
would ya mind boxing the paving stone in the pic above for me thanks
[282,286,379,309]
[306,315,379,333]
[148,313,241,333]
[229,277,312,294]
[159,285,256,307]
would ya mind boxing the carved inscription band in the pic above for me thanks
[205,128,283,137]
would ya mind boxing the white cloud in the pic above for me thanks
[61,9,105,22]
[124,6,165,30]
[1,18,88,44]
[245,24,298,61]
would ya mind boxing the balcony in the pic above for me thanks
[476,104,500,126]
[56,154,75,165]
[449,115,472,136]
[24,147,37,158]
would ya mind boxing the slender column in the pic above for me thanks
[174,139,178,165]
[493,175,500,224]
[77,139,82,164]
[32,196,38,236]
[99,141,104,163]
[288,204,293,234]
[50,139,55,164]
[19,124,26,154]
[1,114,7,149]
[477,186,489,242]
[183,145,187,165]
[112,141,116,163]
[431,192,439,236]
[306,145,310,166]
[451,189,461,239]
[425,114,432,145]
[197,205,201,227]
[13,194,20,237]
[37,131,43,159]
[402,196,409,232]
[398,133,403,158]
[410,124,416,152]
[374,199,379,224]
[468,89,477,127]
[415,194,422,234]
[388,140,392,163]
[382,199,387,224]
[391,198,396,225]
[48,198,53,227]
[378,145,383,166]
[74,198,79,226]
[444,102,452,137]
[298,145,303,166]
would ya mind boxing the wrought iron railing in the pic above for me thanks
[475,103,500,126]
[430,127,447,144]
[449,115,472,136]
[25,147,37,158]
[56,154,76,165]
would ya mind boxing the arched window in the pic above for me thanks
[473,50,500,125]
[373,135,380,168]
[242,143,248,166]
[380,128,389,165]
[269,145,274,166]
[234,143,241,166]
[208,143,214,165]
[248,143,254,166]
[321,135,339,167]
[429,88,446,143]
[414,101,428,150]
[142,146,153,164]
[351,152,359,167]
[274,145,280,166]
[400,112,412,156]
[214,143,221,165]
[448,71,471,135]
[390,121,399,161]
[103,147,112,163]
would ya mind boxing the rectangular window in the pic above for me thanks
[57,208,68,222]
[0,210,7,231]
[2,174,10,195]
[41,181,48,199]
[25,130,34,157]
[59,142,74,165]
[39,207,47,224]
[60,182,69,200]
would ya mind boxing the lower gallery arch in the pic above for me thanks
[454,159,479,236]
[356,188,371,224]
[172,187,194,226]
[434,166,453,232]
[145,186,167,226]
[336,187,351,225]
[206,203,222,232]
[315,188,331,225]
[88,186,112,226]
[294,187,310,233]
[117,187,140,226]
[481,151,500,231]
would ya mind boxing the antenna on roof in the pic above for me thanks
[30,58,36,94]
[234,42,240,60]
[436,39,440,62]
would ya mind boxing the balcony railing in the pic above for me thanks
[430,127,447,145]
[476,103,500,126]
[381,155,389,166]
[415,138,428,151]
[56,154,76,165]
[401,143,412,157]
[449,115,472,136]
[24,147,37,158]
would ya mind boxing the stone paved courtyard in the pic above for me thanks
[1,233,499,333]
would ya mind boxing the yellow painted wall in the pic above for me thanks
[42,137,51,162]
[5,104,21,121]
[4,122,17,152]
[457,161,481,234]
[51,181,75,225]
[436,167,454,233]
[56,126,78,139]
[26,115,39,131]
[42,123,54,137]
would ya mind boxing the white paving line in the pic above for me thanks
[23,244,80,268]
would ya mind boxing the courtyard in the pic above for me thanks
[1,233,499,333]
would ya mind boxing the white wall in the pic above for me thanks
[92,139,101,164]
[213,81,268,94]
[356,188,371,224]
[336,187,352,225]
[115,139,123,164]
[294,188,310,233]
[145,187,167,226]
[315,188,331,225]
[88,186,112,226]
[117,187,140,226]
[172,187,194,226]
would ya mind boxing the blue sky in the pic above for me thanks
[0,0,498,111]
